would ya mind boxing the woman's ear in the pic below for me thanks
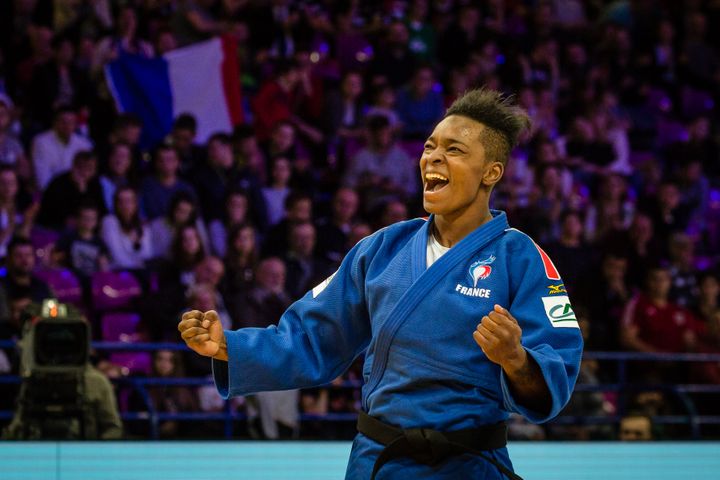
[482,161,504,187]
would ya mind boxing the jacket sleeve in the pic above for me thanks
[499,239,584,423]
[213,239,373,398]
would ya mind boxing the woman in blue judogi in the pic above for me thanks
[179,89,583,479]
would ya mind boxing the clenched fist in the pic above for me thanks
[473,304,527,373]
[178,310,227,360]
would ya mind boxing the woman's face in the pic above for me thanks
[116,189,138,220]
[272,158,292,185]
[181,227,201,255]
[154,350,174,377]
[234,226,255,253]
[173,200,194,224]
[227,194,248,223]
[109,145,132,177]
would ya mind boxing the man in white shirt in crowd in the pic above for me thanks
[31,105,93,189]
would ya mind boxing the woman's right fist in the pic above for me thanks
[178,310,225,358]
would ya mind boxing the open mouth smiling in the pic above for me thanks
[424,172,449,193]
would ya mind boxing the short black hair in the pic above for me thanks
[7,236,32,256]
[366,114,391,132]
[114,113,142,129]
[72,150,96,166]
[208,132,232,145]
[445,88,531,165]
[174,113,197,132]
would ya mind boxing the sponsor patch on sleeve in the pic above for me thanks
[541,295,579,328]
[312,271,337,298]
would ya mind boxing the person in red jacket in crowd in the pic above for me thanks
[621,263,703,382]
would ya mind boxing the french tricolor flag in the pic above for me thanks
[105,36,242,148]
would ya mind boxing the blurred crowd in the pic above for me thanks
[0,0,720,440]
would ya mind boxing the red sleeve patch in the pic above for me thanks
[532,242,561,280]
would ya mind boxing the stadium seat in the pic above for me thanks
[91,271,142,311]
[109,352,152,376]
[102,312,151,376]
[29,228,59,266]
[101,312,142,342]
[34,268,83,307]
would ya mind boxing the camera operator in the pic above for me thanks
[2,299,122,440]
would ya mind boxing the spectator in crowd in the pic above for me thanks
[28,34,92,130]
[608,213,662,290]
[323,71,365,145]
[100,186,152,270]
[102,114,143,171]
[98,141,134,213]
[139,144,196,220]
[584,173,634,243]
[364,83,401,132]
[262,121,298,162]
[261,157,292,228]
[91,6,154,77]
[516,164,565,244]
[0,237,53,309]
[395,65,444,140]
[437,4,481,70]
[695,272,719,324]
[157,224,207,292]
[230,257,290,330]
[252,60,307,143]
[621,264,701,384]
[262,191,312,257]
[375,198,409,229]
[315,187,359,266]
[546,211,596,298]
[405,0,436,62]
[224,223,259,296]
[192,133,263,225]
[171,0,226,47]
[169,113,204,175]
[36,150,105,231]
[31,106,93,190]
[0,94,30,179]
[0,167,35,260]
[207,188,250,258]
[344,115,417,203]
[149,191,208,260]
[129,349,198,439]
[370,21,416,88]
[667,233,699,309]
[618,413,654,441]
[282,221,333,300]
[233,124,267,186]
[53,202,109,288]
[642,181,687,243]
[229,256,299,440]
[582,254,630,351]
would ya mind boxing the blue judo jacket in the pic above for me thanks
[213,210,584,479]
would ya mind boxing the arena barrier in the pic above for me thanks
[1,341,720,440]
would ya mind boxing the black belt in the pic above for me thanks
[357,411,523,480]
